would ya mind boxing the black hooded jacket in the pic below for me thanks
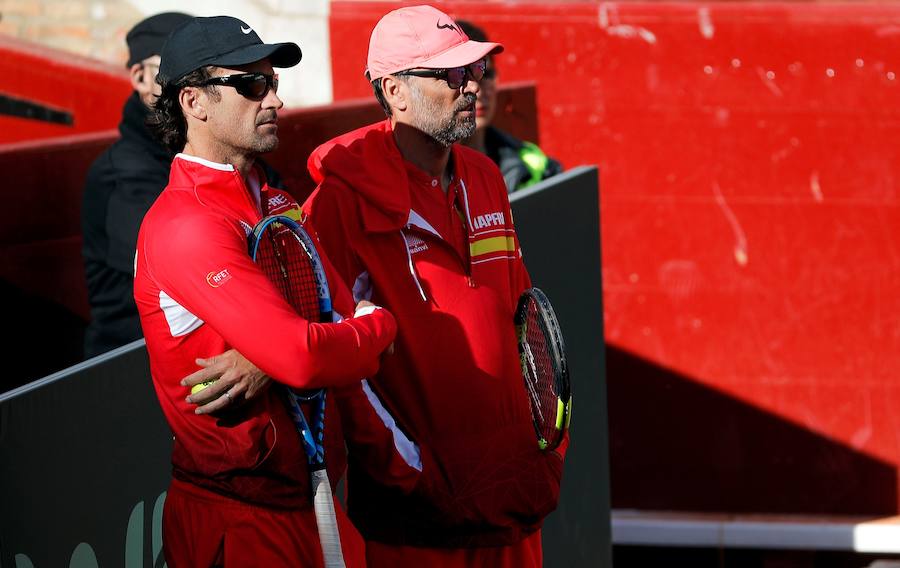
[81,92,171,358]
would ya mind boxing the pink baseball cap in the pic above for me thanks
[366,5,503,81]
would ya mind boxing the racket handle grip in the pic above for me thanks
[311,469,346,568]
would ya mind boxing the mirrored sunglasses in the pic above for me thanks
[397,59,487,90]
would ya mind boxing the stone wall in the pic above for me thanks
[0,0,332,106]
[0,0,141,64]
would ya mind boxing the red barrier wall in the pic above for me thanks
[0,35,130,144]
[332,1,900,516]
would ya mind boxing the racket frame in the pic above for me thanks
[248,214,345,567]
[514,287,572,451]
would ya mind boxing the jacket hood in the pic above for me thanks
[308,119,412,233]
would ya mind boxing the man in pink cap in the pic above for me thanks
[302,5,567,567]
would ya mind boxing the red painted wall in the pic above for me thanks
[332,1,900,515]
[0,35,130,144]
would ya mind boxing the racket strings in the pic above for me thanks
[256,225,320,321]
[524,303,561,442]
[251,217,344,566]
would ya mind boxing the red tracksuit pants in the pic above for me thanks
[163,478,365,568]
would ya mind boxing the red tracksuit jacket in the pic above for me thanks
[304,120,565,547]
[134,154,396,509]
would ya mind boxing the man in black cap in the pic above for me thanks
[81,12,191,358]
[135,15,395,568]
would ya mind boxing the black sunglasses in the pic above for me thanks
[396,59,487,90]
[200,73,279,100]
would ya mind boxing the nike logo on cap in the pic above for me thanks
[241,26,253,34]
[436,20,458,33]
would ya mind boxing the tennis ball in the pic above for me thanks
[190,380,217,395]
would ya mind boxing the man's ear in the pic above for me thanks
[382,76,408,114]
[179,87,208,121]
[129,63,148,93]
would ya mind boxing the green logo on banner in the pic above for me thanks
[13,492,166,568]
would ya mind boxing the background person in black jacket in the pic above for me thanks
[456,20,563,193]
[81,12,192,358]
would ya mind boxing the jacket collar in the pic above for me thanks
[170,153,266,223]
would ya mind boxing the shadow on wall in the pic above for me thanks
[1,281,86,393]
[607,345,898,516]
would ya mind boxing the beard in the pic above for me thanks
[410,84,476,147]
[250,134,278,154]
[250,111,279,153]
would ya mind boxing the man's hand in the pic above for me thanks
[355,300,394,355]
[180,349,270,415]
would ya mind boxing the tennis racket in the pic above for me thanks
[514,287,572,451]
[248,214,345,568]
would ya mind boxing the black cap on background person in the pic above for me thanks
[125,12,192,108]
[126,12,191,67]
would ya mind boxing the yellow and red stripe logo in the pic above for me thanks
[469,236,516,259]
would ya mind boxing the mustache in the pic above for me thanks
[256,111,278,125]
[454,93,476,112]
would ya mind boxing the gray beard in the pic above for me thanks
[411,85,476,147]
[431,114,475,147]
[253,136,278,154]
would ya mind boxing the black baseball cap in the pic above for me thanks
[126,12,192,67]
[158,16,302,85]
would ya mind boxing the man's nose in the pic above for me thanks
[462,77,481,96]
[263,89,284,110]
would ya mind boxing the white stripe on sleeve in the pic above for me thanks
[361,379,422,471]
[159,290,204,337]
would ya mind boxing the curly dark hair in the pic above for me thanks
[147,66,219,154]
